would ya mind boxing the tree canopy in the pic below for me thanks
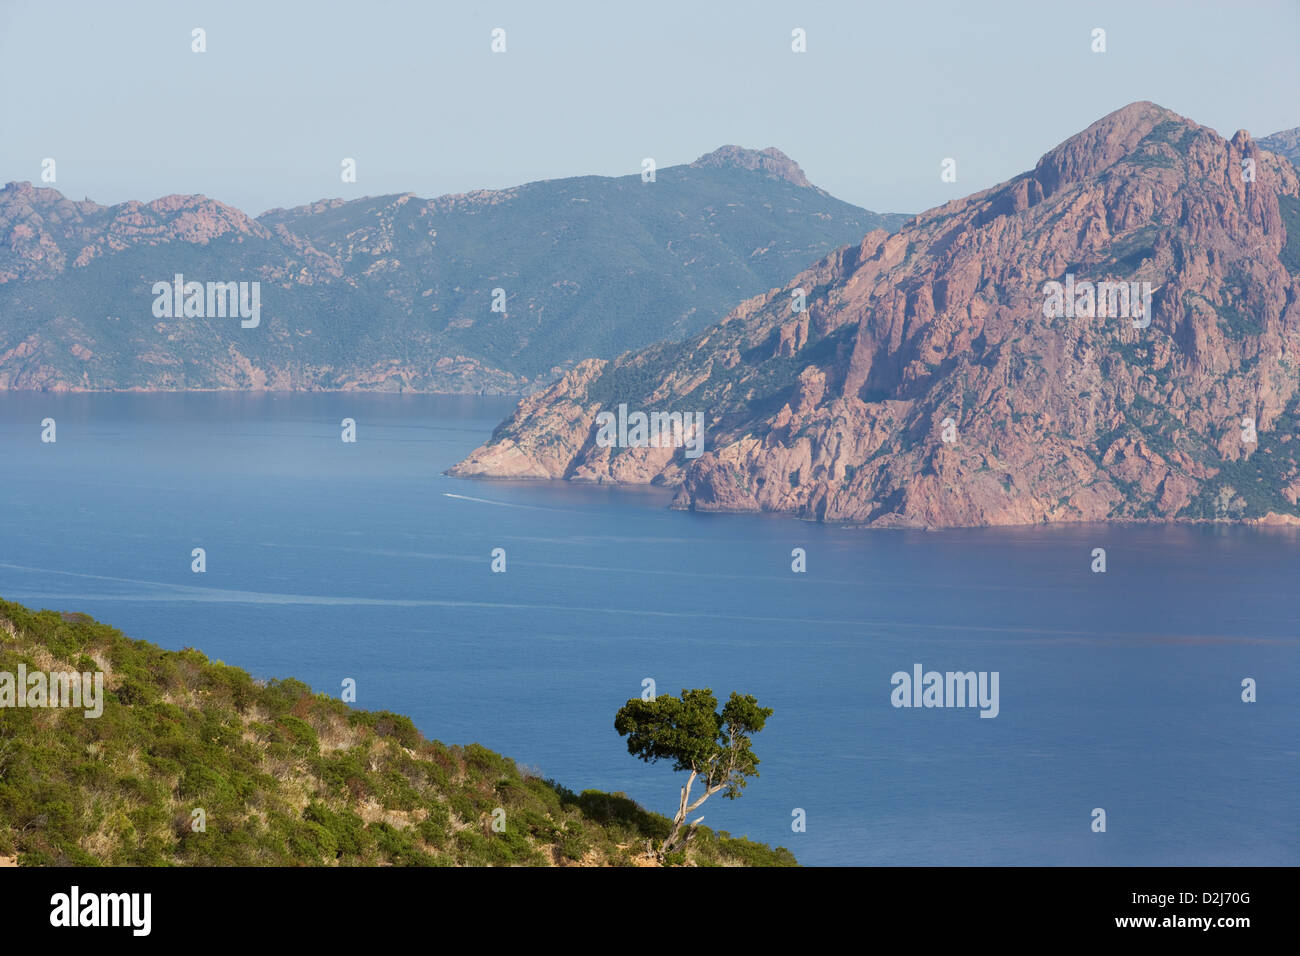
[614,688,772,860]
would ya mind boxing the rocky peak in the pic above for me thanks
[0,181,104,219]
[689,146,812,187]
[1030,101,1191,200]
[453,102,1300,529]
[143,193,269,242]
[3,180,57,203]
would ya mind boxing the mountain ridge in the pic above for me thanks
[0,152,907,393]
[1259,126,1300,166]
[451,102,1300,529]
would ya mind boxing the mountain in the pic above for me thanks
[0,598,794,867]
[451,103,1300,529]
[0,150,906,393]
[1259,127,1300,166]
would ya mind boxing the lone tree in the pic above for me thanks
[614,688,772,861]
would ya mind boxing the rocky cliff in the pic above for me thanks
[452,103,1300,528]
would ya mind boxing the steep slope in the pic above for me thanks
[1259,127,1300,166]
[0,150,906,393]
[452,103,1300,528]
[0,599,794,867]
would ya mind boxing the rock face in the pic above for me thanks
[690,146,813,187]
[452,103,1300,528]
[0,149,906,393]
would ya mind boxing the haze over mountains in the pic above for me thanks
[1258,127,1300,167]
[453,103,1300,529]
[0,149,905,392]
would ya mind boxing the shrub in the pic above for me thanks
[0,599,796,868]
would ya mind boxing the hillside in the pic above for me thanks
[0,150,906,393]
[1259,126,1300,166]
[0,599,794,867]
[451,103,1300,528]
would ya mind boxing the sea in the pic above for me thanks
[1,392,1296,865]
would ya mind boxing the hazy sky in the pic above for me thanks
[2,0,1296,217]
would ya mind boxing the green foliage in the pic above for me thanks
[615,688,775,862]
[576,789,669,843]
[559,820,589,861]
[715,835,799,867]
[1278,195,1300,275]
[0,599,793,867]
[1138,119,1196,157]
[1123,150,1177,170]
[1096,224,1160,276]
[615,689,772,798]
[417,805,450,849]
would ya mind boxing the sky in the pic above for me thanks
[1,0,1296,217]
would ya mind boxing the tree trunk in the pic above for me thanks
[657,770,697,859]
[658,769,728,860]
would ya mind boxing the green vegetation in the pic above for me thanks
[1278,195,1300,275]
[1123,149,1178,170]
[1139,119,1196,157]
[1181,431,1300,520]
[0,600,795,867]
[1211,299,1265,337]
[1097,224,1161,276]
[614,688,774,862]
[1121,121,1189,170]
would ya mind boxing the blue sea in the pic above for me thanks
[1,392,1296,865]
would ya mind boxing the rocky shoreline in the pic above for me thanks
[451,104,1300,530]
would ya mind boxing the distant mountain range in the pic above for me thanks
[0,149,906,392]
[452,103,1300,529]
[1258,127,1300,166]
